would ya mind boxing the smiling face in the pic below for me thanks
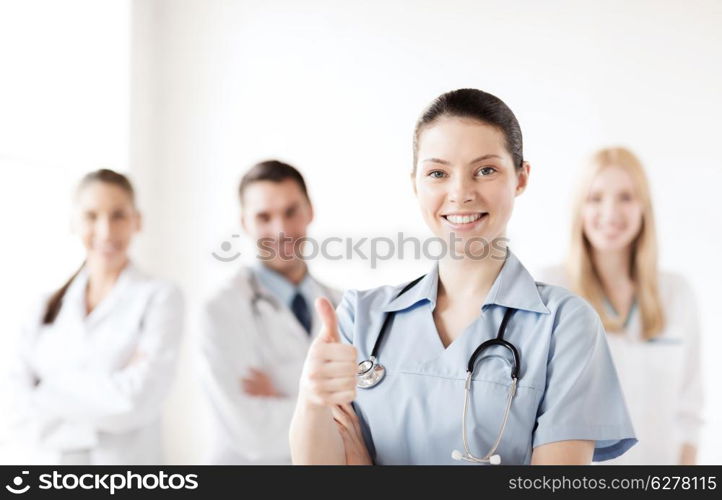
[241,178,314,272]
[582,165,644,252]
[412,116,529,257]
[74,181,141,271]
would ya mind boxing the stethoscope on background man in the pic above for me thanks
[246,269,337,333]
[356,275,520,465]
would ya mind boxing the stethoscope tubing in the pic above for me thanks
[355,274,521,464]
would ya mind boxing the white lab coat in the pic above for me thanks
[4,261,184,464]
[197,266,341,464]
[538,266,704,465]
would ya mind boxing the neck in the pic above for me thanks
[86,257,128,287]
[591,247,633,289]
[264,258,308,285]
[84,257,128,313]
[438,243,507,300]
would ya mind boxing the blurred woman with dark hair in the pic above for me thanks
[6,169,184,464]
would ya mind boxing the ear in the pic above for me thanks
[515,162,531,197]
[410,170,417,196]
[135,210,143,233]
[306,200,315,225]
[240,211,248,233]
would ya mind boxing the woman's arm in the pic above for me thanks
[679,443,697,465]
[289,399,346,464]
[531,440,594,465]
[332,403,373,465]
[289,297,358,465]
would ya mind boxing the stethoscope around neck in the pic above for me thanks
[356,274,521,465]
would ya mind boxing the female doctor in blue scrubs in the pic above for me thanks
[289,89,637,465]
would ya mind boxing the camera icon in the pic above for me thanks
[5,471,30,494]
[212,234,242,262]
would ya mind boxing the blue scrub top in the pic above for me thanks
[336,250,637,465]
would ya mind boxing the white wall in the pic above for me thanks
[0,0,130,302]
[0,0,130,456]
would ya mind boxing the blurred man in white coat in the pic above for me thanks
[198,160,342,464]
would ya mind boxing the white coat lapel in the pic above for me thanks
[241,268,309,344]
[236,267,311,345]
[83,263,135,330]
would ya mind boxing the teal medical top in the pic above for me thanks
[336,249,637,465]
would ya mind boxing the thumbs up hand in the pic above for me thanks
[298,297,358,408]
[316,295,341,343]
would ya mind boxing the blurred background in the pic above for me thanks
[0,0,720,463]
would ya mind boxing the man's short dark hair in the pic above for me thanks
[238,160,310,205]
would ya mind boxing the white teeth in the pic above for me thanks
[445,213,483,224]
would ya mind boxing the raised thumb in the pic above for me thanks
[314,296,340,343]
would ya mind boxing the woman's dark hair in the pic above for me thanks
[238,159,310,205]
[412,88,524,172]
[42,169,136,325]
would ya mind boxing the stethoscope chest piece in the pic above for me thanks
[357,356,386,389]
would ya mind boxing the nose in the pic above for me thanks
[448,173,476,205]
[268,216,290,238]
[280,216,296,236]
[94,214,113,240]
[599,197,622,223]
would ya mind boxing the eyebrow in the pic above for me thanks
[421,154,503,166]
[255,202,300,218]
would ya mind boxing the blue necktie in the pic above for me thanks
[291,292,312,335]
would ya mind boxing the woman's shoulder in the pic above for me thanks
[531,263,601,324]
[657,270,696,302]
[537,282,600,324]
[339,280,413,313]
[524,276,604,347]
[656,270,699,336]
[336,278,422,344]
